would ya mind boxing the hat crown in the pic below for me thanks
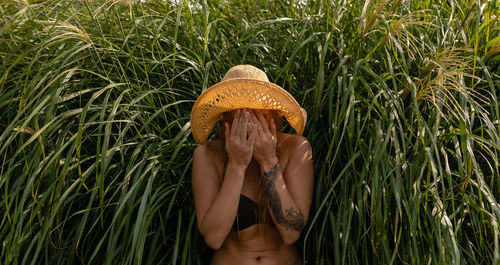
[221,65,269,82]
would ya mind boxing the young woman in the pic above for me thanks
[190,65,314,265]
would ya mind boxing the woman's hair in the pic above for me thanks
[217,110,283,239]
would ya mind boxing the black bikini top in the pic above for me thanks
[233,194,260,231]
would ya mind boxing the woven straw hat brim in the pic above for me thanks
[190,78,306,144]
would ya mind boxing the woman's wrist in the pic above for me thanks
[226,160,247,177]
[258,156,279,172]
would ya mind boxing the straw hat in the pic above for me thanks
[190,65,307,144]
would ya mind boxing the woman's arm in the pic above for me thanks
[192,109,256,249]
[250,111,314,244]
[192,147,245,249]
[260,137,313,244]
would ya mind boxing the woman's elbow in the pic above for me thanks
[197,219,227,250]
[282,231,301,245]
[203,233,225,250]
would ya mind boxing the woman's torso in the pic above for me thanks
[206,133,302,265]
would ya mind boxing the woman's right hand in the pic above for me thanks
[225,109,256,168]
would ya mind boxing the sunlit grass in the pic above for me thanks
[0,0,499,264]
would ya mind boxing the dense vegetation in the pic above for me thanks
[1,0,499,264]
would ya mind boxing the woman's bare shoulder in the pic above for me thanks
[280,133,311,152]
[193,139,224,157]
[193,139,225,181]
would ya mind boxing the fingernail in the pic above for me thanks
[237,109,241,115]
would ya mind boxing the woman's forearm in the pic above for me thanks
[260,160,305,244]
[198,162,245,249]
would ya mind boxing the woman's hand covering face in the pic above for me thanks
[249,110,278,167]
[224,109,256,168]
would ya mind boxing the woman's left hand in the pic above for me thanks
[249,110,278,170]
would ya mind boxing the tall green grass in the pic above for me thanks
[0,0,499,264]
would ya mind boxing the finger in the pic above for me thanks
[269,118,277,137]
[230,109,241,137]
[248,110,257,124]
[249,111,264,137]
[256,111,270,133]
[239,110,249,140]
[250,110,261,127]
[237,109,246,129]
[248,124,256,145]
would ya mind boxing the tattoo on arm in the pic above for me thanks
[262,163,305,231]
